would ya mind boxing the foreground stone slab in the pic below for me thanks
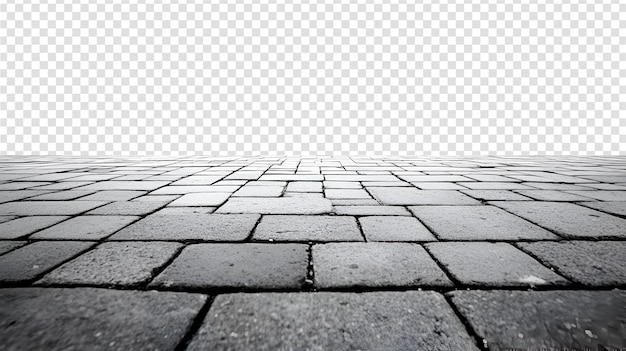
[359,216,436,241]
[188,291,479,351]
[0,287,206,351]
[253,215,362,242]
[151,243,308,290]
[492,201,626,238]
[0,201,108,215]
[367,187,480,205]
[31,215,140,240]
[110,214,259,241]
[216,197,333,214]
[0,216,69,239]
[448,290,626,351]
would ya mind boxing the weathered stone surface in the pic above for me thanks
[31,215,139,240]
[168,192,232,206]
[412,182,468,190]
[253,215,362,242]
[110,214,259,241]
[0,201,108,215]
[334,205,411,216]
[457,182,533,190]
[565,190,626,201]
[170,175,223,185]
[367,187,480,205]
[151,243,308,289]
[0,190,55,203]
[426,242,569,287]
[28,190,95,201]
[324,189,371,199]
[216,197,333,214]
[0,241,26,255]
[514,189,596,201]
[323,181,361,188]
[151,185,241,194]
[314,243,451,288]
[518,240,626,286]
[448,290,626,351]
[397,175,473,182]
[0,287,206,351]
[77,181,168,191]
[188,291,479,351]
[460,189,532,201]
[0,241,95,282]
[285,181,322,192]
[359,216,436,241]
[78,190,146,201]
[492,201,626,238]
[232,186,284,197]
[330,199,380,206]
[325,174,400,182]
[0,216,69,239]
[578,201,626,217]
[87,200,169,215]
[410,205,558,240]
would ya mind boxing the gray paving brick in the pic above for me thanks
[253,215,362,242]
[578,201,626,217]
[0,215,17,224]
[465,174,519,182]
[412,182,468,190]
[28,190,95,201]
[153,207,216,215]
[314,243,451,288]
[151,243,308,289]
[513,189,596,201]
[518,241,626,286]
[0,241,27,255]
[359,216,436,241]
[87,200,168,215]
[492,201,626,238]
[426,242,569,287]
[448,290,626,351]
[110,213,259,241]
[232,186,283,197]
[368,187,480,205]
[0,190,54,203]
[0,200,108,215]
[77,181,169,191]
[168,192,231,206]
[39,242,182,287]
[323,181,362,188]
[361,181,411,187]
[150,185,241,194]
[0,241,95,282]
[78,190,146,201]
[460,189,532,201]
[33,181,94,190]
[0,182,52,190]
[0,216,70,239]
[324,188,371,199]
[31,215,139,240]
[132,194,180,202]
[397,175,473,182]
[0,287,206,351]
[170,175,223,185]
[188,291,479,351]
[457,182,533,190]
[69,174,121,181]
[325,174,400,182]
[334,205,411,216]
[410,205,558,240]
[564,190,626,201]
[522,182,593,190]
[282,192,324,199]
[216,197,333,214]
[330,199,380,206]
[259,174,323,181]
[285,181,322,192]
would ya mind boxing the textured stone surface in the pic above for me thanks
[0,201,108,215]
[324,188,371,199]
[448,290,626,351]
[285,181,322,192]
[31,215,139,240]
[359,216,436,241]
[565,190,626,201]
[333,205,411,216]
[514,189,596,201]
[233,186,284,197]
[253,215,362,241]
[188,291,479,351]
[578,201,626,217]
[0,216,69,239]
[460,189,532,201]
[87,200,169,215]
[151,243,308,289]
[368,187,480,205]
[110,213,259,241]
[77,181,168,191]
[216,197,333,214]
[168,192,231,206]
[0,287,206,351]
[0,241,27,255]
[77,190,146,201]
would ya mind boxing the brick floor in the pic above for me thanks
[0,155,625,350]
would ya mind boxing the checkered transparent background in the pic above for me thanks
[1,1,624,156]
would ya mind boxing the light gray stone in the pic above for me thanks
[31,215,139,240]
[324,188,371,199]
[359,216,436,241]
[334,205,411,216]
[368,187,480,205]
[460,189,532,201]
[168,192,232,206]
[0,241,27,255]
[323,181,361,188]
[253,215,362,241]
[285,181,322,192]
[564,190,626,201]
[514,189,596,201]
[87,200,169,215]
[412,182,468,190]
[28,190,95,201]
[151,185,241,194]
[76,181,168,191]
[216,197,333,214]
[457,182,533,190]
[0,216,69,239]
[78,190,146,201]
[578,201,626,217]
[0,201,108,215]
[232,186,284,197]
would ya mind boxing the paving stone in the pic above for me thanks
[285,181,322,192]
[216,197,333,214]
[448,290,626,351]
[410,205,558,240]
[170,175,223,185]
[397,175,473,182]
[368,187,480,205]
[0,241,27,255]
[0,215,17,224]
[323,181,362,188]
[464,174,519,182]
[27,190,95,201]
[253,215,362,242]
[282,192,324,199]
[110,213,259,241]
[153,207,216,215]
[0,287,206,351]
[39,242,182,287]
[426,242,569,287]
[522,182,593,190]
[32,181,95,190]
[314,243,451,288]
[578,201,626,217]
[132,194,180,203]
[325,174,400,182]
[457,182,533,190]
[359,216,436,241]
[69,174,121,181]
[459,189,532,201]
[0,200,108,215]
[87,200,169,215]
[412,182,468,190]
[492,201,626,238]
[168,192,232,206]
[361,181,411,187]
[225,171,265,180]
[31,215,139,240]
[259,174,323,181]
[233,186,284,197]
[151,185,241,194]
[334,205,411,216]
[244,181,287,187]
[0,190,56,203]
[77,181,169,191]
[324,188,372,199]
[564,190,626,201]
[513,189,596,201]
[78,190,146,201]
[0,241,95,282]
[151,243,308,289]
[188,291,479,351]
[518,241,626,286]
[0,216,70,239]
[0,182,52,190]
[330,199,380,206]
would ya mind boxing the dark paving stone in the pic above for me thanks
[0,216,69,239]
[151,243,308,289]
[31,215,139,240]
[87,200,169,215]
[0,201,108,215]
[0,287,206,351]
[448,290,626,351]
[359,216,436,241]
[38,242,182,287]
[110,214,259,241]
[188,291,479,351]
[410,205,558,240]
[578,201,626,217]
[367,187,480,205]
[492,201,626,239]
[0,241,27,255]
[253,215,362,242]
[0,241,95,282]
[426,242,569,287]
[518,241,626,286]
[216,197,333,214]
[313,243,452,288]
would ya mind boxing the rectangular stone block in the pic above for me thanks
[0,216,69,239]
[253,215,362,242]
[0,201,109,216]
[216,197,333,214]
[367,188,480,205]
[333,205,411,216]
[31,215,140,240]
[359,216,436,241]
[168,192,231,206]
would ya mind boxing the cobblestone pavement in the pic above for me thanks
[0,156,624,351]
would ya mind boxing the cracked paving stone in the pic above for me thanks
[30,215,140,240]
[426,242,570,287]
[150,243,308,289]
[367,187,480,205]
[253,215,362,242]
[168,192,231,206]
[87,200,169,215]
[38,241,182,287]
[0,216,69,239]
[492,201,626,239]
[333,205,411,216]
[0,241,95,282]
[409,205,558,240]
[0,241,27,255]
[313,243,452,288]
[0,201,109,216]
[216,197,333,214]
[0,287,207,351]
[359,216,436,241]
[110,213,259,241]
[518,241,626,286]
[187,291,479,351]
[448,290,626,351]
[578,201,626,217]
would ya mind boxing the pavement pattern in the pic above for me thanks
[0,156,624,351]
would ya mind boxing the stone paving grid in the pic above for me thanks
[0,155,625,351]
